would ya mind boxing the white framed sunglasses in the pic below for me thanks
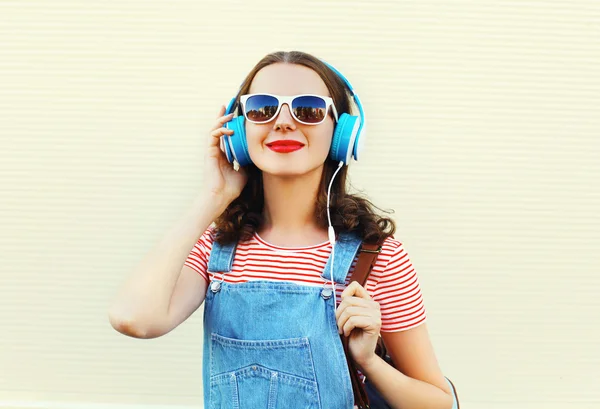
[239,93,339,125]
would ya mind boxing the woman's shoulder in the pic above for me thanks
[369,235,412,272]
[380,235,403,250]
[365,234,404,257]
[195,225,217,249]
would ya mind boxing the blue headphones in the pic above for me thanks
[221,61,366,168]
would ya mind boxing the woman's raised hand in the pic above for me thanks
[203,105,248,207]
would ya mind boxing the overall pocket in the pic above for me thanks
[209,332,322,409]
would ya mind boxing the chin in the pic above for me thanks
[256,161,325,179]
[249,148,327,177]
[260,166,313,178]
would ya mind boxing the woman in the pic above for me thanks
[109,51,454,409]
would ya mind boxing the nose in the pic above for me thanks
[273,103,296,131]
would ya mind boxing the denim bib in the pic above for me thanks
[202,231,362,409]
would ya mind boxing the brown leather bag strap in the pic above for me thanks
[341,238,385,409]
[349,242,382,287]
[342,335,371,409]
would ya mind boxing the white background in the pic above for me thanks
[1,1,599,408]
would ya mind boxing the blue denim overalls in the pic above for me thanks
[202,231,362,409]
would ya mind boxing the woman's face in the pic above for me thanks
[244,63,335,178]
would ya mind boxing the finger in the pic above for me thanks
[337,306,377,335]
[209,128,234,150]
[339,294,373,311]
[342,315,381,337]
[210,127,234,139]
[213,113,234,130]
[341,281,372,301]
[335,296,372,322]
[217,105,226,118]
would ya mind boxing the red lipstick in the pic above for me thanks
[266,140,305,153]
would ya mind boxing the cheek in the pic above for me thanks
[244,124,265,150]
[309,126,334,153]
[316,134,333,153]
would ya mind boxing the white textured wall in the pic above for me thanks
[1,1,599,408]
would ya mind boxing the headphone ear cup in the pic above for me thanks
[330,113,359,165]
[222,134,234,163]
[352,125,364,161]
[224,116,253,167]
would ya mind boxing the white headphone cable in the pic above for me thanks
[327,160,345,312]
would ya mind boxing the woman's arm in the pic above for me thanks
[337,239,454,408]
[358,324,453,409]
[108,194,225,338]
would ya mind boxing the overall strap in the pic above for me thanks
[321,231,363,284]
[207,238,237,274]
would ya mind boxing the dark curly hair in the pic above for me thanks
[213,51,396,245]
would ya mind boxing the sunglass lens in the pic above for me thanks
[245,94,279,123]
[292,96,327,124]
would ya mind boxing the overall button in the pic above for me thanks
[210,281,221,293]
[321,287,333,299]
[252,365,257,371]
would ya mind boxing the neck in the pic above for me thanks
[260,166,325,239]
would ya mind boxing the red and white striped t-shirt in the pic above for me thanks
[185,228,427,333]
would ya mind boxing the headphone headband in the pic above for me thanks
[321,60,366,149]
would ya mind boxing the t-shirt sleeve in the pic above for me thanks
[183,227,215,285]
[374,241,427,332]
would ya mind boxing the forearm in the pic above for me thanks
[358,355,453,409]
[108,193,226,334]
